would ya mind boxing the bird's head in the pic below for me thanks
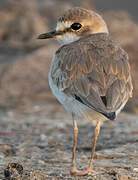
[38,7,109,45]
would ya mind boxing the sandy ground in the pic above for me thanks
[0,103,138,180]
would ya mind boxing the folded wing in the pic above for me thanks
[51,33,133,119]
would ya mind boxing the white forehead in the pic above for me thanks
[56,21,73,31]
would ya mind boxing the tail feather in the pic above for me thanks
[102,112,116,120]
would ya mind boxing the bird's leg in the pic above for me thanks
[63,117,80,175]
[72,120,101,176]
[87,120,101,172]
[70,118,80,174]
[64,119,101,176]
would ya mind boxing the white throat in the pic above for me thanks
[56,32,80,45]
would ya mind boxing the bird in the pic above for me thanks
[37,7,133,176]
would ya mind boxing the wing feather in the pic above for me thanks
[51,33,133,117]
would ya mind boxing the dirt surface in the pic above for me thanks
[0,0,138,113]
[0,1,138,179]
[0,103,138,180]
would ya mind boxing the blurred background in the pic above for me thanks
[0,0,138,114]
[0,1,138,179]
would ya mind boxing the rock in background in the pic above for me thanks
[0,0,138,113]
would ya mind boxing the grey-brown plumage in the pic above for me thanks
[50,33,132,120]
[58,7,95,22]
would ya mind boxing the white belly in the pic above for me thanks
[48,68,107,122]
[48,70,79,115]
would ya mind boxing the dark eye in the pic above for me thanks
[71,23,82,31]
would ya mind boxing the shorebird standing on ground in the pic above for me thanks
[38,7,133,176]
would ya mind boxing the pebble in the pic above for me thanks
[40,134,47,141]
[133,168,138,172]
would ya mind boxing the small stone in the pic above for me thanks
[40,134,47,141]
[81,155,88,160]
[133,168,138,172]
[62,157,70,163]
[1,145,16,156]
[38,160,45,164]
[29,171,47,179]
[56,149,63,155]
[4,163,23,179]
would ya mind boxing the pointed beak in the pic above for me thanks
[37,29,62,39]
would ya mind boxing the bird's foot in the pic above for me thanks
[63,167,97,176]
[71,167,97,176]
